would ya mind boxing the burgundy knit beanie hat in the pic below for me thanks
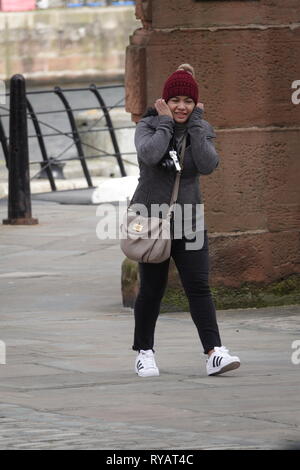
[162,65,199,104]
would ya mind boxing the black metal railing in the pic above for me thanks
[0,77,137,194]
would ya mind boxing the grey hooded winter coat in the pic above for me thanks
[129,106,219,230]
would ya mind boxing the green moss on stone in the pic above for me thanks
[121,258,139,293]
[160,274,300,312]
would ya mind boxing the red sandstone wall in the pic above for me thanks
[125,0,300,287]
[152,0,300,28]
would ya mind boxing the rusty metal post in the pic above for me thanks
[2,74,38,225]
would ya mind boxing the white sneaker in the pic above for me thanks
[206,346,240,376]
[135,349,159,377]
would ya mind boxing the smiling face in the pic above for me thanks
[167,95,195,123]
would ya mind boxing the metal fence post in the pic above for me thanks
[2,74,38,225]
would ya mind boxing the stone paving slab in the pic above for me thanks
[0,199,300,450]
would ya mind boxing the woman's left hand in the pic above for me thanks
[196,102,204,111]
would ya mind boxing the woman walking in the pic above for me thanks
[129,64,240,377]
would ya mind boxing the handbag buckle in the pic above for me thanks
[133,223,143,232]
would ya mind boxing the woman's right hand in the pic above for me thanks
[154,98,174,119]
[196,102,204,111]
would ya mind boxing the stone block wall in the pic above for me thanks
[0,5,139,84]
[125,0,300,288]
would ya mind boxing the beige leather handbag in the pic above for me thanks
[120,136,187,263]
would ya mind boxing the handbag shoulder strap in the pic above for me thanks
[167,134,187,214]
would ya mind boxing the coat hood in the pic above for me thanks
[142,107,158,118]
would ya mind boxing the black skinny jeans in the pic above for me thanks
[132,229,222,355]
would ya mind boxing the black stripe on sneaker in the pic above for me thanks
[213,356,223,368]
[137,360,144,371]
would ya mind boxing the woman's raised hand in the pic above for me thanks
[196,102,204,111]
[154,98,174,119]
